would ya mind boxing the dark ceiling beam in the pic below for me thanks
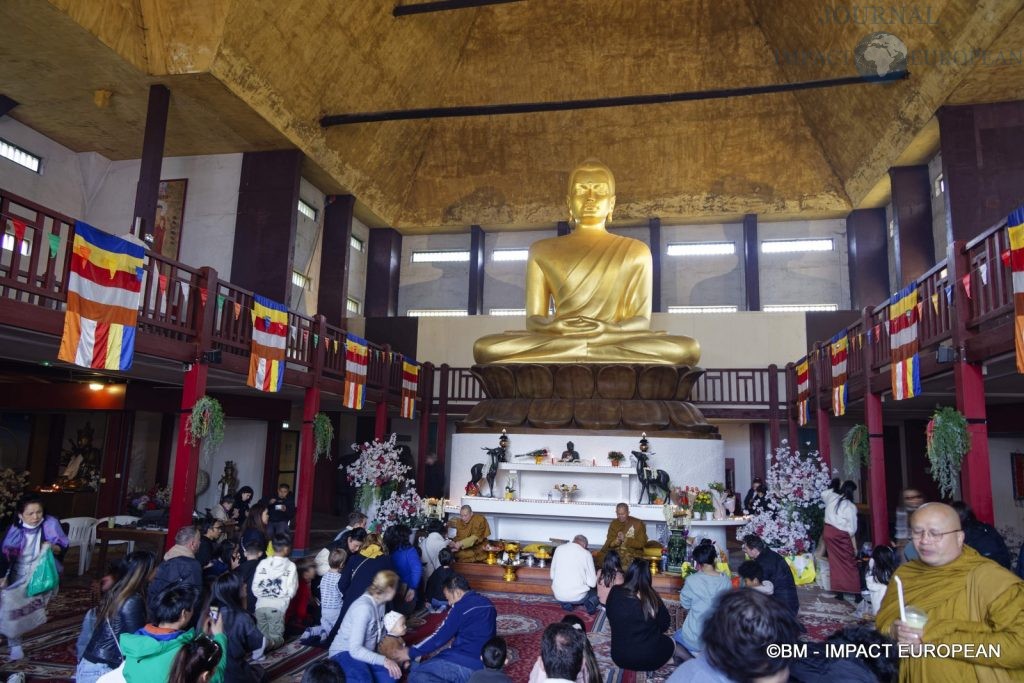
[393,0,523,17]
[321,71,909,127]
[0,95,18,118]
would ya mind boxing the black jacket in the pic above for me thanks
[756,548,799,616]
[147,554,203,615]
[604,585,674,672]
[222,607,267,683]
[964,521,1012,569]
[237,558,262,614]
[82,594,148,667]
[265,495,295,524]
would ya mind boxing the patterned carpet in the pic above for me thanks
[0,581,857,682]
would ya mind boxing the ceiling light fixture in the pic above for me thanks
[88,382,104,391]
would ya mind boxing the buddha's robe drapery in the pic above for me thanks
[449,514,491,563]
[473,235,699,365]
[596,515,649,569]
[876,546,1024,682]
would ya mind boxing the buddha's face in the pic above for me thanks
[568,165,616,228]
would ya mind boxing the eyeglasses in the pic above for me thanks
[910,528,962,541]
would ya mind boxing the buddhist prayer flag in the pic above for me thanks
[1007,206,1024,373]
[247,294,288,393]
[10,218,27,246]
[889,284,921,400]
[401,358,419,419]
[344,334,369,410]
[830,332,848,416]
[58,221,144,370]
[795,357,810,426]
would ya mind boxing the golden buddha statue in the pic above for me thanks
[473,160,700,365]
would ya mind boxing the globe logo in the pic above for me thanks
[854,32,908,79]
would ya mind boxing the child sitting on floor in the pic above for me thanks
[302,547,345,644]
[468,636,513,683]
[737,560,774,595]
[424,547,456,611]
[286,557,317,636]
[378,610,411,672]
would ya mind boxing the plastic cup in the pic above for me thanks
[904,606,928,630]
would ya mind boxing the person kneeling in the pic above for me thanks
[550,535,599,615]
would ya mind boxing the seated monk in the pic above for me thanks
[473,159,700,365]
[448,505,490,563]
[876,502,1024,681]
[596,503,648,570]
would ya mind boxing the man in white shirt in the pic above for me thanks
[550,535,598,614]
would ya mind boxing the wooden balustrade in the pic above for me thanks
[0,191,75,310]
[966,221,1014,327]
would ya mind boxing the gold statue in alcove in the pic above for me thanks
[473,160,700,365]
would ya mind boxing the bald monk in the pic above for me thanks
[473,159,700,365]
[448,505,491,563]
[876,502,1024,681]
[597,503,648,569]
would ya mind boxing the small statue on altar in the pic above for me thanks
[218,460,239,499]
[560,441,580,463]
[466,463,484,496]
[56,422,102,490]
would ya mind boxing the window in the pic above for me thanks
[666,242,735,256]
[2,233,31,256]
[0,138,41,173]
[489,308,526,316]
[350,235,364,252]
[667,305,738,314]
[933,173,945,197]
[492,249,529,262]
[291,271,309,289]
[761,239,833,254]
[763,303,839,312]
[347,297,361,314]
[407,308,469,317]
[411,250,470,263]
[297,199,318,221]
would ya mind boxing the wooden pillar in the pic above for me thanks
[416,362,435,494]
[948,239,994,522]
[862,306,889,545]
[785,362,799,447]
[436,364,450,469]
[939,101,1024,243]
[97,412,132,518]
[767,364,780,450]
[469,225,485,315]
[133,84,170,242]
[846,208,891,310]
[556,221,570,237]
[365,228,402,317]
[742,214,760,311]
[166,269,216,549]
[263,421,283,498]
[293,315,326,554]
[318,195,355,325]
[749,423,766,483]
[890,166,935,286]
[648,218,663,313]
[231,150,302,302]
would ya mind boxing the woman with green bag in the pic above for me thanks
[1,494,69,660]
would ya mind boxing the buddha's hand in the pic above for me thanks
[530,316,601,336]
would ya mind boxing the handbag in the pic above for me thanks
[27,547,58,596]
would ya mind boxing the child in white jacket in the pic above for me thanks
[252,534,298,650]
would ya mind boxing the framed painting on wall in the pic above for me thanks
[153,178,187,263]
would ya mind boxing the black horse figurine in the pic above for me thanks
[467,463,485,495]
[481,445,505,497]
[633,449,670,505]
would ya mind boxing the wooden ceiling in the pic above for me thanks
[3,0,1023,232]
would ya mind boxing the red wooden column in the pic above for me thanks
[862,307,889,545]
[436,364,450,471]
[785,362,799,447]
[293,315,326,554]
[416,362,435,494]
[948,240,994,523]
[167,267,217,549]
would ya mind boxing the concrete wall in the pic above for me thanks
[482,228,554,313]
[398,233,471,315]
[0,117,87,218]
[194,419,268,514]
[661,223,745,308]
[290,178,325,315]
[988,437,1024,534]
[929,153,950,264]
[349,217,370,313]
[759,219,850,309]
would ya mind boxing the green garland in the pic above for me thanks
[841,424,870,477]
[313,412,335,464]
[927,406,970,499]
[186,395,225,458]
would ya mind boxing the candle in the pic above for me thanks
[894,575,906,623]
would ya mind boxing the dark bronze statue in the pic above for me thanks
[633,449,670,505]
[560,441,580,462]
[482,445,505,497]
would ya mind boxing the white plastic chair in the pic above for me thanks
[61,516,97,576]
[95,516,141,554]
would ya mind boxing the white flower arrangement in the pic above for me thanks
[739,440,831,556]
[344,433,411,487]
[377,488,424,527]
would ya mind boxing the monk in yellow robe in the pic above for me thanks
[876,503,1024,682]
[597,503,648,569]
[448,505,491,563]
[473,159,699,365]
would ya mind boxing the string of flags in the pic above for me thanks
[795,357,810,426]
[829,332,848,417]
[1008,206,1024,374]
